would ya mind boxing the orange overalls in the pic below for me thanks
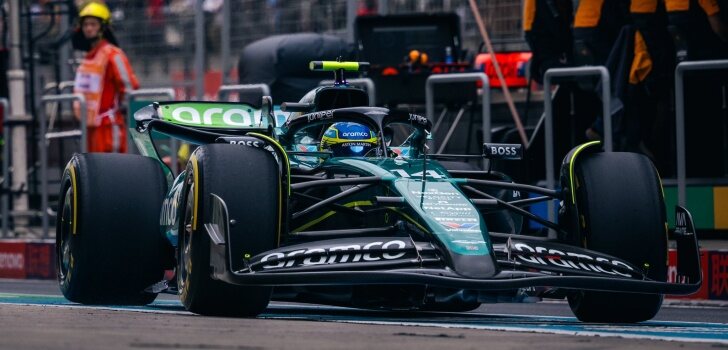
[74,39,139,153]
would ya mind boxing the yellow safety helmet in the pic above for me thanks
[79,1,111,24]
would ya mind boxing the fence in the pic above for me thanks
[105,0,525,89]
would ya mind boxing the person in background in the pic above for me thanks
[522,0,573,84]
[72,1,139,153]
[618,0,673,168]
[665,0,728,61]
[665,0,728,177]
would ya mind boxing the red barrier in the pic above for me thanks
[0,241,26,278]
[0,240,54,279]
[25,242,55,279]
[709,251,728,300]
[668,250,710,299]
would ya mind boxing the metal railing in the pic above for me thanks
[425,72,490,168]
[675,60,728,207]
[318,79,376,106]
[42,80,75,95]
[128,88,176,103]
[1,98,9,236]
[42,81,76,146]
[39,93,87,237]
[543,66,611,226]
[217,84,271,102]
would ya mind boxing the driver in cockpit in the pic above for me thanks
[319,122,379,157]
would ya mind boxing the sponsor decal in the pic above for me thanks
[449,235,487,251]
[0,242,26,279]
[298,145,318,152]
[674,210,691,236]
[341,142,372,147]
[0,252,24,270]
[408,113,428,125]
[390,147,410,158]
[160,103,263,129]
[510,241,636,278]
[341,131,370,138]
[160,178,185,227]
[440,222,478,230]
[410,187,482,233]
[482,143,522,159]
[306,110,334,122]
[257,239,410,270]
[222,137,281,170]
[228,139,262,147]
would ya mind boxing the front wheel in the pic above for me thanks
[566,152,667,323]
[178,144,280,316]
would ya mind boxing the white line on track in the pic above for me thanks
[0,302,193,316]
[2,299,727,344]
[322,319,728,345]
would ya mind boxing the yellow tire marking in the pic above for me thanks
[190,153,200,231]
[69,165,78,235]
[276,175,282,246]
[569,141,601,204]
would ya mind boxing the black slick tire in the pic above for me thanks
[178,144,279,317]
[567,152,667,323]
[56,153,168,305]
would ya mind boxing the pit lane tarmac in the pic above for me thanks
[1,279,727,349]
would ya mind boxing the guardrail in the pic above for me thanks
[543,66,611,227]
[675,60,728,207]
[425,73,491,168]
[218,84,271,102]
[39,93,87,237]
[318,79,376,106]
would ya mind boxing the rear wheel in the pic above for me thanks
[567,152,667,323]
[178,144,280,316]
[56,153,168,304]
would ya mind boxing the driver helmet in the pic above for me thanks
[320,122,377,157]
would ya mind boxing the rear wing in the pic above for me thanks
[134,100,274,131]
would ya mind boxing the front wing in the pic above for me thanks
[205,195,701,296]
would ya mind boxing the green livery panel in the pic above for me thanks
[157,102,268,129]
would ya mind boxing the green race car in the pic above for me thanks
[56,61,701,323]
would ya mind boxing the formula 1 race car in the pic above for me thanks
[56,61,701,323]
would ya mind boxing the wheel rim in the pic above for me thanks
[178,181,195,293]
[58,187,73,283]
